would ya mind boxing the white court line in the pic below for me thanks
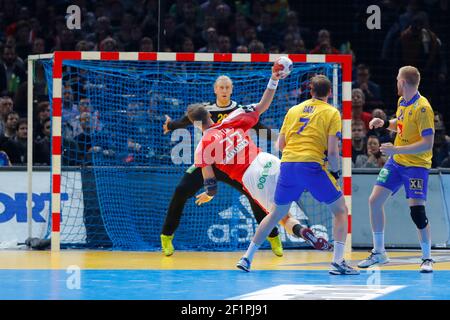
[228,284,405,300]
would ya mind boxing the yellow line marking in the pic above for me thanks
[1,250,449,270]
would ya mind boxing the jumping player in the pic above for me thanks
[190,73,332,253]
[236,75,359,275]
[358,66,435,273]
[160,74,284,257]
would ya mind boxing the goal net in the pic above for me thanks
[29,52,351,251]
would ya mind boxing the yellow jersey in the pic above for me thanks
[280,98,341,164]
[393,93,434,168]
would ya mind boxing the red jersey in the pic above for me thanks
[195,108,261,183]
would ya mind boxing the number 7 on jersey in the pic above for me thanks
[297,117,310,134]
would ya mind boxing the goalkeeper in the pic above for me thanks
[161,74,283,256]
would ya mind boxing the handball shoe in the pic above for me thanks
[236,257,251,272]
[357,250,389,268]
[329,260,360,275]
[420,259,434,273]
[267,235,283,257]
[160,234,174,256]
[300,227,333,251]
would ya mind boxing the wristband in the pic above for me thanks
[382,119,390,129]
[330,170,341,180]
[267,78,279,90]
[204,178,218,196]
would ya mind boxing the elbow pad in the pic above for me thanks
[204,178,218,196]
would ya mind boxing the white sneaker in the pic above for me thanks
[329,260,360,275]
[420,259,434,273]
[357,250,389,268]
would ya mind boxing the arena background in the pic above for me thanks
[0,0,450,302]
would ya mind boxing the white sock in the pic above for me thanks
[244,241,260,262]
[420,241,431,260]
[373,232,385,253]
[333,241,345,264]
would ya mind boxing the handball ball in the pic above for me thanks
[274,56,293,79]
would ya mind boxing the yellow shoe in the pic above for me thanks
[267,235,283,257]
[160,234,174,256]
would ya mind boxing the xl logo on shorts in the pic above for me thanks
[409,179,424,191]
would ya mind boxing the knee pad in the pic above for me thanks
[410,205,428,229]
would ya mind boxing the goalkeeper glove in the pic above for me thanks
[330,170,341,180]
[195,192,214,206]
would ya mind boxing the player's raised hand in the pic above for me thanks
[163,114,172,134]
[369,117,385,130]
[195,192,214,206]
[380,142,397,156]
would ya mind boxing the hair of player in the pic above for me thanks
[310,75,331,98]
[214,75,233,88]
[399,66,421,87]
[186,103,210,125]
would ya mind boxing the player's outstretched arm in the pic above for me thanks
[195,166,217,205]
[253,66,283,115]
[163,114,191,134]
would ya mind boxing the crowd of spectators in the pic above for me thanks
[0,0,449,168]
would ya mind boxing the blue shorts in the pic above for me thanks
[375,157,429,200]
[274,162,342,205]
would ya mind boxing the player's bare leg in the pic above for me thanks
[236,203,291,272]
[409,198,433,272]
[369,185,391,234]
[328,196,359,275]
[358,185,391,268]
[328,196,347,248]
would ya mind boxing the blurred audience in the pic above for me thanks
[33,116,50,165]
[0,0,447,168]
[1,117,27,165]
[432,112,450,168]
[0,95,13,136]
[310,29,340,54]
[354,135,388,168]
[0,45,26,95]
[352,88,372,131]
[352,64,383,111]
[352,119,367,164]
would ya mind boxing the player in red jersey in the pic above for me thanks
[189,67,331,250]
